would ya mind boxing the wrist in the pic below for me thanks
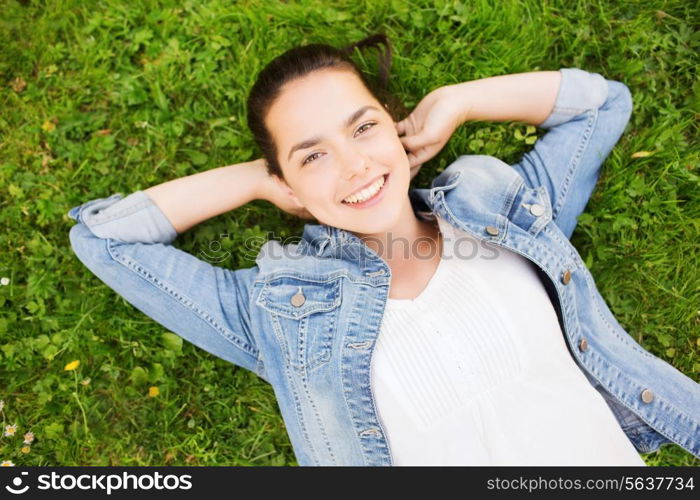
[441,83,472,126]
[242,158,273,203]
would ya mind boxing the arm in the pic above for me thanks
[143,158,270,235]
[67,159,270,245]
[446,70,563,127]
[66,160,273,379]
[395,71,562,171]
[447,68,633,239]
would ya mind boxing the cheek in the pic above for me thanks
[386,134,408,159]
[363,134,405,163]
[300,172,338,204]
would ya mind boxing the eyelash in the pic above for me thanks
[302,121,378,166]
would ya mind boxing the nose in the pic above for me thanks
[340,143,369,180]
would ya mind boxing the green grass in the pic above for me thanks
[1,0,698,466]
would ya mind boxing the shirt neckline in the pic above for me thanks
[386,220,450,308]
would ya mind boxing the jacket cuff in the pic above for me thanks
[538,68,609,129]
[67,190,178,244]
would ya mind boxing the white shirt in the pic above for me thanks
[371,215,647,466]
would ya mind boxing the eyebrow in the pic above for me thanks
[287,105,380,162]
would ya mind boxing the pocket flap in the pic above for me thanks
[256,276,342,320]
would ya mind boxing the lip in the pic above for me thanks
[341,173,387,202]
[341,173,389,208]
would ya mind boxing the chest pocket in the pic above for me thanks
[507,184,553,237]
[256,275,342,373]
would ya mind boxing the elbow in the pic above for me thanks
[605,80,633,116]
[69,222,112,273]
[67,191,179,245]
[599,80,634,137]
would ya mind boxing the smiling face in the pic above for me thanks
[264,68,412,236]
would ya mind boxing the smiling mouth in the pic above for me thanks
[341,173,389,206]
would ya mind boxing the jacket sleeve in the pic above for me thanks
[67,190,264,377]
[509,67,633,240]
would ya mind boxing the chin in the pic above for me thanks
[346,210,403,237]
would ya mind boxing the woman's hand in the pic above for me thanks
[395,85,464,175]
[253,159,316,220]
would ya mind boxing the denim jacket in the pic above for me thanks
[67,68,700,465]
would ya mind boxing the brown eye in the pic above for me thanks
[302,122,377,166]
[302,152,322,165]
[355,121,377,136]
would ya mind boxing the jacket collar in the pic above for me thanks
[299,155,525,257]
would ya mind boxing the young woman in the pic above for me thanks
[67,33,700,466]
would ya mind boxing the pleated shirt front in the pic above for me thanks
[371,215,647,466]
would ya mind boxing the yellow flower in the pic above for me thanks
[23,431,34,444]
[148,386,159,397]
[41,120,56,132]
[21,446,30,454]
[64,360,80,371]
[4,424,17,437]
[1,460,14,466]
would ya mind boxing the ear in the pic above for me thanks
[271,174,305,208]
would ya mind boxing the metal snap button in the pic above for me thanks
[290,288,306,307]
[578,338,588,352]
[359,428,381,437]
[367,269,386,277]
[561,269,571,285]
[529,204,545,217]
[641,389,654,403]
[485,225,499,236]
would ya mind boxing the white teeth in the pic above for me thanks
[343,175,385,204]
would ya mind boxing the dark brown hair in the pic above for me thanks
[246,33,407,182]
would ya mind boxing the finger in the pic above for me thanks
[410,163,423,179]
[408,146,432,170]
[406,150,423,170]
[400,133,428,152]
[394,120,405,136]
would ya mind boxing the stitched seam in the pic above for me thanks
[257,279,342,319]
[445,208,585,364]
[298,353,337,464]
[529,185,551,235]
[499,175,524,221]
[551,105,590,114]
[543,221,580,262]
[107,239,258,357]
[86,198,152,225]
[553,108,597,221]
[588,348,699,450]
[542,223,655,359]
[284,358,318,465]
[269,313,292,366]
[306,306,336,372]
[251,283,267,373]
[341,292,375,465]
[256,272,347,285]
[585,270,659,360]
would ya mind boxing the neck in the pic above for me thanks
[351,196,441,266]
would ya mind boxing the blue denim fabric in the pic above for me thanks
[67,68,700,465]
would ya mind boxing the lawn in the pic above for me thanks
[0,0,698,466]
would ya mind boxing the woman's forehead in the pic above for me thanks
[277,71,371,116]
[267,70,379,147]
